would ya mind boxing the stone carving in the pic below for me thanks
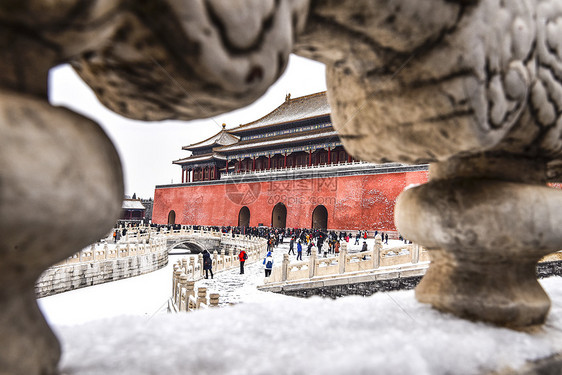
[294,0,562,328]
[3,0,562,373]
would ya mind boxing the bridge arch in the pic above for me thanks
[311,205,328,230]
[168,210,176,225]
[271,202,287,228]
[238,206,250,227]
[168,240,205,255]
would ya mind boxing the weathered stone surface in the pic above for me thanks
[71,0,310,121]
[0,90,123,374]
[292,0,562,328]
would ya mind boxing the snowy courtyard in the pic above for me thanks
[38,240,562,375]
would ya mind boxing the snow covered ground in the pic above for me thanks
[38,240,562,374]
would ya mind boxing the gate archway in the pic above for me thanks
[238,206,250,227]
[271,203,287,228]
[168,210,176,225]
[311,205,328,230]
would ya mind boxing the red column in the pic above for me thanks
[284,153,287,168]
[348,154,352,163]
[214,165,217,179]
[328,149,331,164]
[238,159,241,172]
[268,155,271,169]
[181,169,184,183]
[308,151,312,166]
[252,157,256,171]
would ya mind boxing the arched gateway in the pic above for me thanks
[168,210,176,225]
[311,205,328,230]
[271,203,287,228]
[238,206,250,227]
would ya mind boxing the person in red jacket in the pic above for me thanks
[239,250,248,274]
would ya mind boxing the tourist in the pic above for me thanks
[239,249,248,274]
[288,236,295,255]
[297,241,303,261]
[307,240,314,256]
[202,250,213,279]
[354,231,361,245]
[334,240,340,254]
[263,251,274,277]
[385,233,389,245]
[362,241,368,260]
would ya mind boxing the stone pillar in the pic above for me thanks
[282,254,289,281]
[210,293,220,307]
[172,264,180,296]
[373,235,382,269]
[411,243,420,264]
[396,157,562,328]
[213,251,218,270]
[309,250,317,278]
[189,257,195,279]
[197,287,207,308]
[339,245,347,274]
[178,273,188,312]
[104,243,109,260]
[181,258,188,274]
[186,281,195,301]
[198,253,204,278]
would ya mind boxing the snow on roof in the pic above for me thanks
[182,127,240,150]
[173,153,227,165]
[216,130,338,152]
[229,92,330,134]
[121,199,145,210]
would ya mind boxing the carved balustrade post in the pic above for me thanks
[189,257,196,279]
[197,287,207,309]
[309,251,317,279]
[339,246,347,274]
[172,264,179,296]
[178,273,188,312]
[210,293,220,307]
[295,0,562,328]
[373,235,382,270]
[198,254,204,278]
[282,254,289,281]
[411,243,421,265]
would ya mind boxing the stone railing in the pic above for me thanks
[36,226,263,298]
[171,237,265,283]
[51,237,167,266]
[168,280,219,313]
[266,236,429,285]
[36,237,169,298]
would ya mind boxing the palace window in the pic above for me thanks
[339,151,347,164]
[320,152,327,164]
[204,168,209,180]
[210,168,215,179]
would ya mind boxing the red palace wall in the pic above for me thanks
[153,170,428,232]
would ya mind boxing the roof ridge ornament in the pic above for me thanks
[285,93,291,102]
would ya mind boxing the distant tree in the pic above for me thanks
[132,193,137,199]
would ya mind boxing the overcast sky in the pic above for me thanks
[49,55,327,199]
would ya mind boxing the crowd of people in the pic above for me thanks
[111,222,412,278]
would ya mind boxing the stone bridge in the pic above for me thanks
[166,236,221,254]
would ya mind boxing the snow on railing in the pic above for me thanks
[169,280,219,313]
[265,236,429,285]
[170,233,267,311]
